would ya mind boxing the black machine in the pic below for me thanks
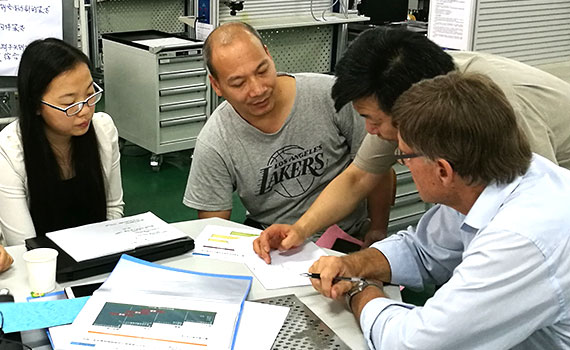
[357,0,409,24]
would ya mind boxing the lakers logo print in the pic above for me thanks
[257,145,326,197]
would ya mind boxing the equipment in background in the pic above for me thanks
[102,30,209,171]
[223,0,244,16]
[357,0,408,24]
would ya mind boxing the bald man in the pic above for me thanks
[183,22,392,240]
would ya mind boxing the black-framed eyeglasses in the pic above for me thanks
[41,82,103,117]
[394,148,422,166]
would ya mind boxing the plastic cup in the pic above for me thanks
[22,248,59,294]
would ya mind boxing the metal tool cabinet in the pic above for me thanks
[102,31,209,170]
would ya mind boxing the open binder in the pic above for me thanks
[51,255,253,350]
[25,235,194,283]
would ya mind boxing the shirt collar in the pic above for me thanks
[461,174,523,232]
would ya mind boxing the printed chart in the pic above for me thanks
[93,302,216,329]
[193,225,261,262]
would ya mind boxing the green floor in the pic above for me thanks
[120,142,246,223]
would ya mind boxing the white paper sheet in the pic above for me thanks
[196,22,214,41]
[70,293,240,349]
[59,255,252,350]
[133,37,193,48]
[0,0,63,76]
[427,0,476,50]
[50,301,289,350]
[46,212,188,262]
[234,301,289,350]
[246,242,327,290]
[193,225,261,262]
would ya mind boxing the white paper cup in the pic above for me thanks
[23,248,59,293]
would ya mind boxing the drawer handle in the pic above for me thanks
[159,70,206,80]
[160,100,207,112]
[159,55,203,64]
[160,115,207,127]
[159,85,207,96]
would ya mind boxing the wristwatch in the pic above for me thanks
[345,279,383,313]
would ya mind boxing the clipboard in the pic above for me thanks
[25,235,194,283]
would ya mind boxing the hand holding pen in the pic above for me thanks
[301,272,392,286]
[300,272,365,283]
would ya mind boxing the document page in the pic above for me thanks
[49,301,289,350]
[69,294,241,349]
[61,255,252,350]
[46,212,188,262]
[133,37,193,48]
[246,242,327,289]
[193,225,261,262]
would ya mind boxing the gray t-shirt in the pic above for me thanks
[355,51,570,174]
[184,73,367,234]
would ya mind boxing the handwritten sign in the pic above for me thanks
[0,0,63,76]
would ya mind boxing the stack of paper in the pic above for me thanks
[193,225,327,290]
[53,255,253,350]
[46,212,188,262]
[193,225,261,262]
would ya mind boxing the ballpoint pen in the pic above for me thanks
[300,272,365,283]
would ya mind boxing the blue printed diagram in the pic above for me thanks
[93,302,216,329]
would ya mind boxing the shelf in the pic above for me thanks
[226,14,370,30]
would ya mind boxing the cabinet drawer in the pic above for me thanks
[159,115,206,144]
[159,101,207,121]
[159,69,207,89]
[159,85,207,104]
[158,55,205,73]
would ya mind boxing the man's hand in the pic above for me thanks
[308,255,356,299]
[308,248,392,299]
[362,229,387,248]
[253,224,307,264]
[0,245,13,273]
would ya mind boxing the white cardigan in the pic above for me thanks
[0,112,124,246]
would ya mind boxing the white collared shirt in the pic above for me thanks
[0,113,124,245]
[364,154,570,349]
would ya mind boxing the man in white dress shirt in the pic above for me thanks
[309,72,570,349]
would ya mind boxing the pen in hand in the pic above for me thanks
[300,272,365,283]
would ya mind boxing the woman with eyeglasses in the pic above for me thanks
[0,38,124,246]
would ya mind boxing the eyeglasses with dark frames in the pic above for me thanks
[394,148,422,166]
[41,82,103,117]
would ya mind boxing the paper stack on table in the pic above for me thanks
[51,255,253,350]
[46,212,188,262]
[192,225,261,262]
[194,225,327,289]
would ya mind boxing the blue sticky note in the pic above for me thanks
[0,296,89,333]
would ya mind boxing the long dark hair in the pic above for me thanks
[18,38,106,236]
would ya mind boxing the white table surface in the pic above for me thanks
[1,217,401,350]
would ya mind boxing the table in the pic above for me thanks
[1,217,401,349]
